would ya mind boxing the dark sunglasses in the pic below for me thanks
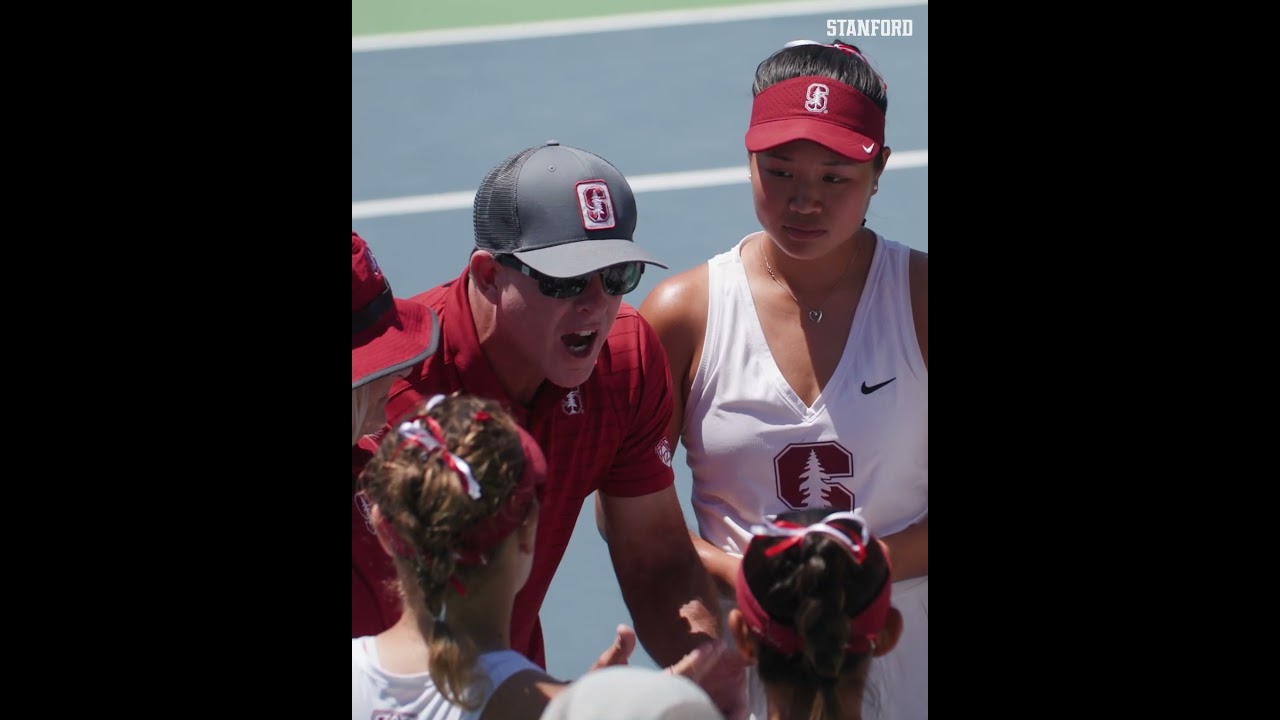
[494,254,645,299]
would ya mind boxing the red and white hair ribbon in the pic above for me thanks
[752,509,871,563]
[396,395,483,501]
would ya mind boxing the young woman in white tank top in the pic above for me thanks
[637,41,928,720]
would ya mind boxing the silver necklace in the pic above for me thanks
[760,237,859,324]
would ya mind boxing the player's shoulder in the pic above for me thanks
[873,233,926,294]
[639,264,709,331]
[649,262,709,298]
[904,244,927,302]
[909,247,928,275]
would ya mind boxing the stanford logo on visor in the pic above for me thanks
[745,75,886,162]
[805,83,829,113]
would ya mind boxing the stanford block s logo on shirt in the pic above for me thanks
[576,180,616,230]
[773,441,855,511]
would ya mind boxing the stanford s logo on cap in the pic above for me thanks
[576,180,616,230]
[805,83,830,114]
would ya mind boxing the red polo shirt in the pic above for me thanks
[351,268,675,668]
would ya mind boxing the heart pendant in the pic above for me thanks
[808,309,823,323]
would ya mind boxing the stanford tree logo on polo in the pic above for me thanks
[561,387,584,416]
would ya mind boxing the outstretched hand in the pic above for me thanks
[588,624,637,672]
[666,639,749,720]
[589,624,747,719]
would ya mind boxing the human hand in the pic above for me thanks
[665,639,748,720]
[587,624,637,672]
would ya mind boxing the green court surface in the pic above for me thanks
[352,0,818,35]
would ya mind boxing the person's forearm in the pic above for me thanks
[881,516,928,581]
[614,542,723,667]
[690,531,741,596]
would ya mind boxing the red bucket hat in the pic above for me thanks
[352,231,439,389]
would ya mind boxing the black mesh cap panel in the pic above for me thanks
[473,145,544,253]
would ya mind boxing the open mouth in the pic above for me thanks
[561,330,597,357]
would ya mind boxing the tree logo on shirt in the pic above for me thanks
[773,442,855,510]
[562,386,584,415]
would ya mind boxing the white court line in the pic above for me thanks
[352,1,927,52]
[353,149,926,220]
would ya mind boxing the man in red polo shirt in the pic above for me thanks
[352,142,744,717]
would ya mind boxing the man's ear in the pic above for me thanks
[469,250,499,293]
[727,609,758,665]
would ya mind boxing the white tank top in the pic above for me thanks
[352,637,542,720]
[685,233,928,554]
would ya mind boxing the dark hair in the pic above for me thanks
[743,509,890,720]
[753,41,887,111]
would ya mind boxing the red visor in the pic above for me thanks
[454,424,547,565]
[745,75,885,162]
[734,525,892,656]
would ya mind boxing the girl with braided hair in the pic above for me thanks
[728,509,903,720]
[353,392,723,720]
